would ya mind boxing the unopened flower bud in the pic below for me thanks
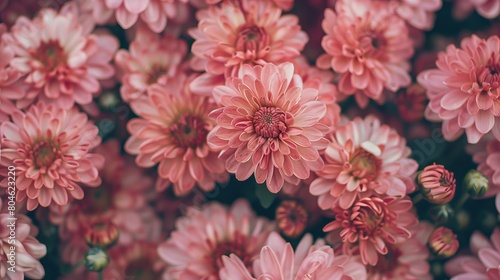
[84,247,109,272]
[464,170,489,197]
[85,221,119,249]
[418,163,456,204]
[428,226,459,258]
[276,200,308,238]
[428,204,454,224]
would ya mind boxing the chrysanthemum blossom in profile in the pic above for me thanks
[115,26,187,103]
[0,102,104,210]
[3,8,118,109]
[377,0,442,30]
[0,198,47,280]
[188,0,307,95]
[324,196,417,266]
[219,231,367,280]
[418,163,456,204]
[310,115,418,210]
[208,62,329,193]
[317,0,413,108]
[158,199,273,279]
[418,35,500,144]
[125,75,228,196]
[445,227,500,279]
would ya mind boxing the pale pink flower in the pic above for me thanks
[317,0,413,108]
[219,232,367,280]
[310,115,418,210]
[453,0,500,19]
[158,199,273,279]
[445,227,500,279]
[125,75,228,195]
[418,35,500,144]
[115,25,187,103]
[0,102,104,210]
[0,197,47,280]
[376,0,442,30]
[324,196,417,266]
[207,62,329,193]
[203,0,294,10]
[188,0,307,95]
[3,8,118,109]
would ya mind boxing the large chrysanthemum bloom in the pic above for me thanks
[188,0,307,95]
[125,75,228,195]
[207,62,329,193]
[219,231,367,280]
[376,0,442,30]
[115,25,187,103]
[158,199,273,279]
[324,196,417,266]
[317,0,413,108]
[3,8,118,110]
[445,227,500,279]
[309,115,418,210]
[418,35,500,144]
[365,222,433,280]
[0,102,104,210]
[0,197,47,280]
[452,0,500,19]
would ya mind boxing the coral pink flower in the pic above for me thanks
[445,227,500,279]
[115,25,187,103]
[219,232,367,280]
[310,115,418,210]
[379,0,442,30]
[3,8,118,109]
[158,199,273,279]
[125,75,228,195]
[0,102,104,210]
[317,0,413,108]
[453,0,500,19]
[324,196,417,266]
[0,197,47,280]
[418,35,500,144]
[428,226,459,258]
[203,0,294,11]
[418,163,456,204]
[207,62,329,193]
[188,0,307,95]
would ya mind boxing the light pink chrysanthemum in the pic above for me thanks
[324,196,417,266]
[453,0,500,19]
[0,102,104,210]
[376,0,442,30]
[3,8,118,109]
[220,231,367,280]
[0,198,47,280]
[317,0,413,108]
[310,115,418,210]
[207,62,329,193]
[418,35,500,144]
[188,0,307,95]
[203,0,294,11]
[158,199,273,279]
[125,75,228,195]
[115,25,187,103]
[445,227,500,279]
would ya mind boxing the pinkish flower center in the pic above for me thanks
[147,64,167,85]
[84,187,112,214]
[211,235,253,272]
[276,200,308,238]
[31,141,61,168]
[357,30,386,59]
[253,107,287,138]
[169,113,208,148]
[36,40,67,70]
[351,198,387,238]
[235,25,270,61]
[349,148,381,181]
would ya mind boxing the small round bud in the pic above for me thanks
[428,204,454,224]
[84,247,109,272]
[464,170,489,197]
[276,200,308,238]
[84,221,119,249]
[98,91,120,110]
[428,226,459,258]
[418,163,456,204]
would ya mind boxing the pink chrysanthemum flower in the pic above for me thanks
[188,0,307,95]
[445,227,500,279]
[158,199,273,279]
[376,0,442,30]
[3,8,118,109]
[0,198,47,280]
[418,35,500,144]
[207,62,329,193]
[452,0,500,19]
[203,0,294,11]
[324,196,417,266]
[317,0,413,108]
[115,26,187,103]
[125,75,228,195]
[220,231,367,280]
[309,115,418,210]
[0,102,104,210]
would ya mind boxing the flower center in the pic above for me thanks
[147,64,167,85]
[349,148,381,181]
[475,55,500,92]
[84,187,112,214]
[357,30,386,59]
[351,198,387,238]
[31,141,61,168]
[211,235,253,272]
[235,25,270,62]
[253,107,287,138]
[276,200,308,238]
[169,113,208,148]
[36,40,67,70]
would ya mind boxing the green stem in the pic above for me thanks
[99,272,103,280]
[412,193,424,204]
[454,192,469,211]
